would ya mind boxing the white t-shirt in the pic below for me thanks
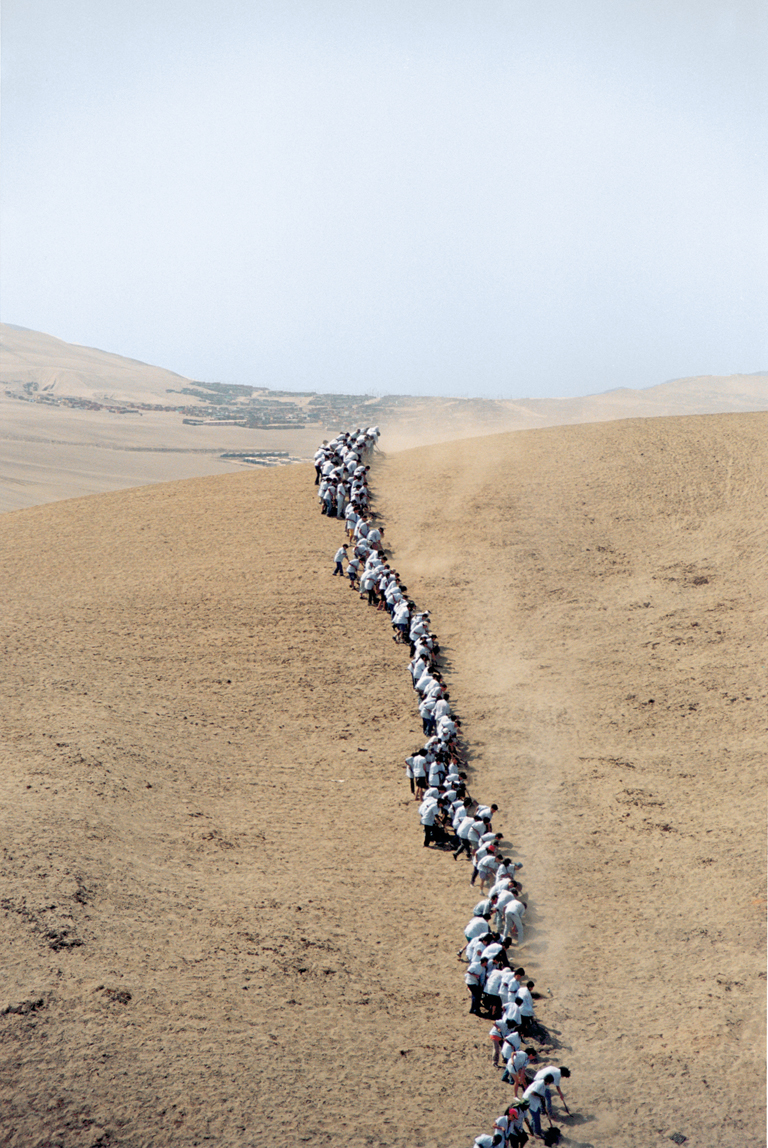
[420,803,439,827]
[464,916,490,940]
[534,1066,561,1087]
[523,1080,547,1112]
[480,942,503,963]
[495,890,515,912]
[485,969,504,995]
[411,755,427,779]
[457,816,475,840]
[517,986,534,1016]
[465,936,487,963]
[504,898,526,919]
[501,1032,521,1059]
[465,960,486,986]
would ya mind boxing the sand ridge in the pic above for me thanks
[2,324,767,513]
[0,412,765,1146]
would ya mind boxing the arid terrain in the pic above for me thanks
[2,323,766,512]
[0,408,764,1147]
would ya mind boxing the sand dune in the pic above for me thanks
[2,323,766,513]
[0,410,764,1146]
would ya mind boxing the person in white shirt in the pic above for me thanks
[419,695,436,736]
[472,896,495,919]
[419,796,441,847]
[522,1076,550,1138]
[359,568,378,605]
[533,1065,571,1116]
[468,818,491,850]
[500,1026,522,1067]
[510,1047,538,1098]
[453,814,476,860]
[465,957,488,1015]
[344,504,359,538]
[517,980,536,1037]
[503,998,522,1028]
[433,695,451,719]
[332,545,348,576]
[345,556,361,588]
[483,967,504,1019]
[474,850,501,892]
[488,1015,516,1067]
[464,913,493,942]
[503,896,527,945]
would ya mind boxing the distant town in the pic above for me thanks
[5,377,413,430]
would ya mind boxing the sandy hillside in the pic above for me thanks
[2,324,766,513]
[0,413,765,1148]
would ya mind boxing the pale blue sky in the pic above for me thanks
[2,0,766,396]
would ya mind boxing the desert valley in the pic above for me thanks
[0,328,765,1147]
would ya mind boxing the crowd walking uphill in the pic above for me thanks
[313,430,573,1147]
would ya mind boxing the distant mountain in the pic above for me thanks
[2,325,766,425]
[0,324,193,407]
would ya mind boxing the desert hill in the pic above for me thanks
[0,412,765,1147]
[1,323,766,513]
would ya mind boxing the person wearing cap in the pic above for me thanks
[332,544,348,575]
[505,1100,529,1147]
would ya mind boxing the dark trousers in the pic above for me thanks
[484,992,502,1019]
[423,824,434,847]
[453,837,472,858]
[468,983,483,1014]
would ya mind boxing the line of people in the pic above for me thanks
[314,428,572,1147]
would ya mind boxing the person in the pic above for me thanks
[453,814,476,860]
[517,980,536,1037]
[332,544,348,575]
[464,913,493,942]
[522,1075,552,1139]
[419,795,441,847]
[505,1101,529,1148]
[483,965,504,1019]
[503,895,526,945]
[489,1016,514,1067]
[465,957,488,1015]
[510,1047,538,1097]
[533,1065,571,1117]
[346,555,361,588]
[410,750,427,798]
